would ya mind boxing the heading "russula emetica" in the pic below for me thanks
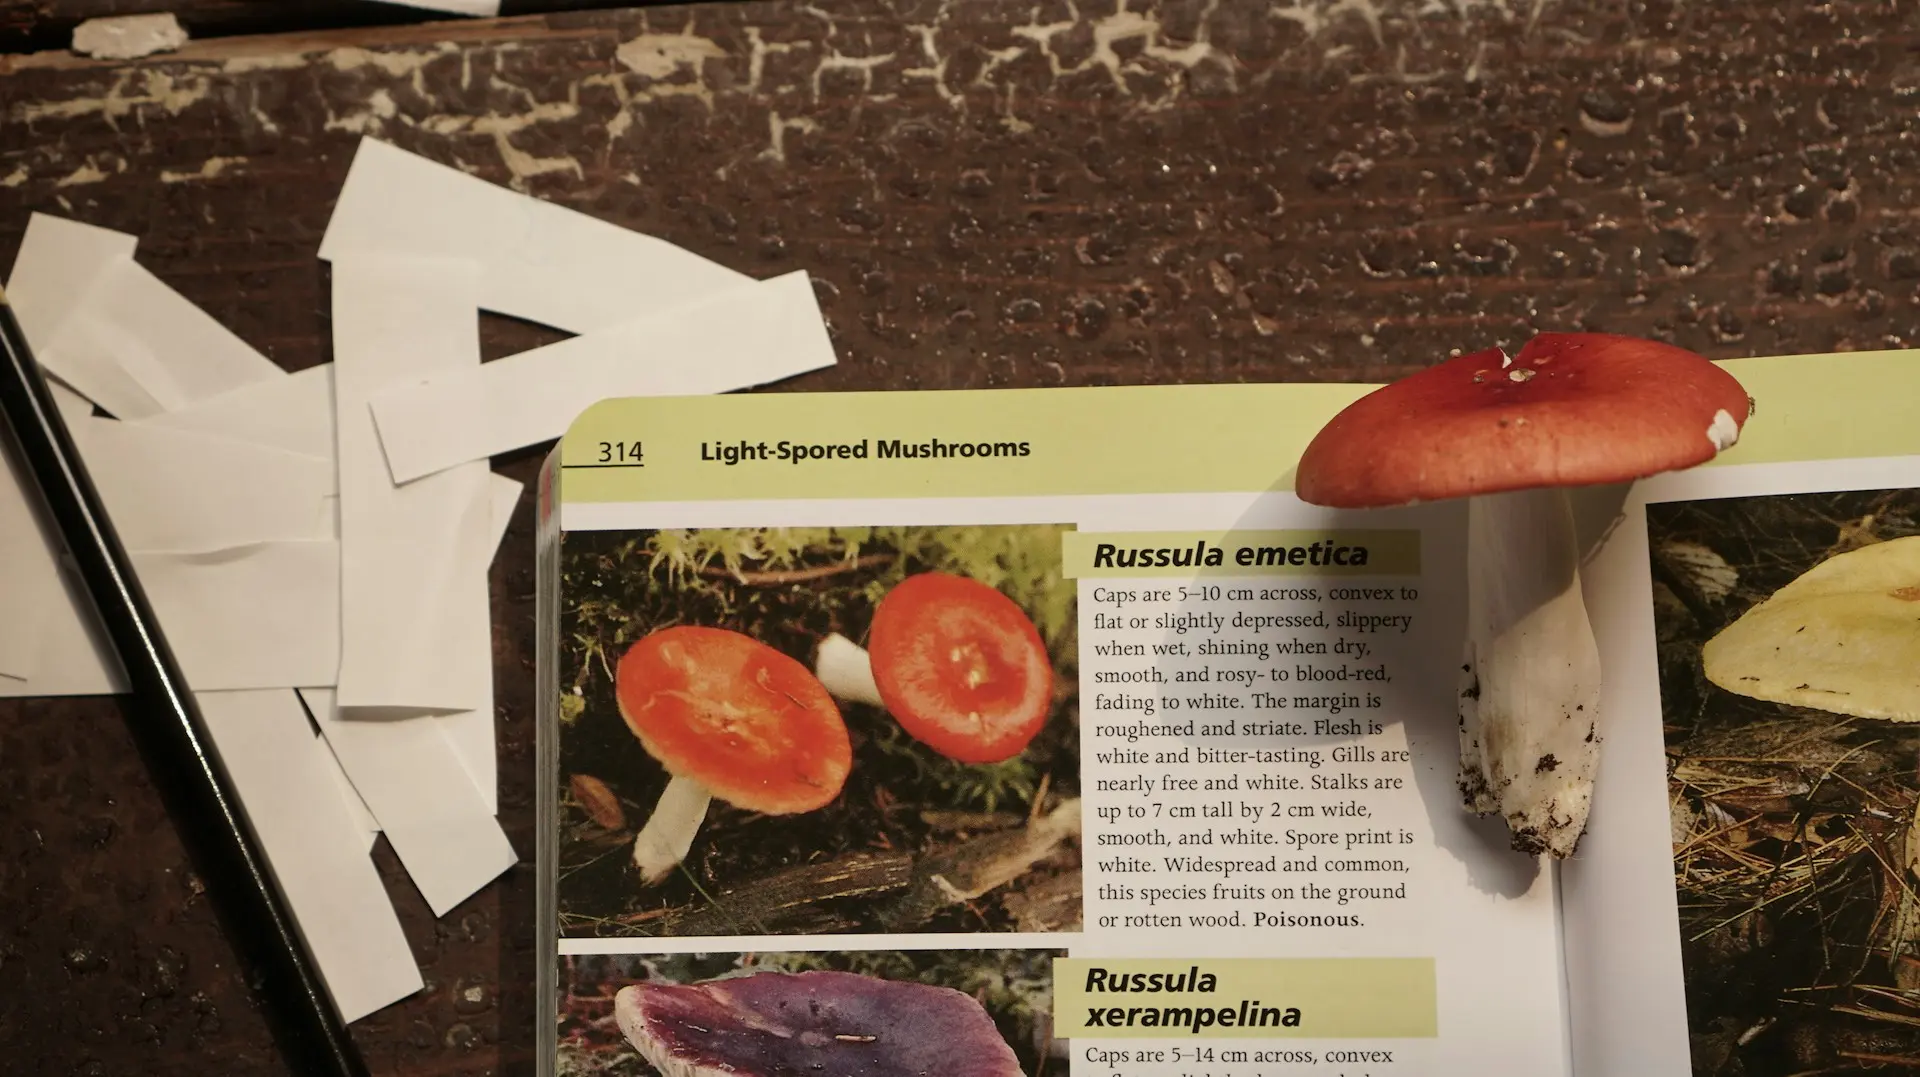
[1089,539,1371,570]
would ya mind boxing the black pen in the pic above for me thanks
[0,283,369,1077]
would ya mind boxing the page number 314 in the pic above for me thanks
[597,441,644,465]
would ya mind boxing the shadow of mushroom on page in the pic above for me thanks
[555,523,1081,938]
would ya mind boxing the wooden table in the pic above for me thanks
[0,0,1910,1072]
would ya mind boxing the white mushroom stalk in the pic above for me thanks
[1456,487,1601,859]
[1293,333,1752,859]
[814,633,882,707]
[631,776,713,885]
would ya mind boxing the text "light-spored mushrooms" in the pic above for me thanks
[1296,332,1752,858]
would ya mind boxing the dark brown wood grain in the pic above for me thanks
[0,0,1915,1073]
[0,1,646,54]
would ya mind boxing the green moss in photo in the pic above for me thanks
[555,524,1081,938]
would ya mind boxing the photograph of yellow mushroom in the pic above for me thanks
[1650,487,1920,1074]
[557,948,1064,1077]
[556,524,1080,937]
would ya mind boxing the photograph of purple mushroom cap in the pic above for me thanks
[1294,331,1753,858]
[615,971,1026,1077]
[557,949,1063,1077]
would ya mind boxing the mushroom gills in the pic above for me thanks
[1460,488,1603,858]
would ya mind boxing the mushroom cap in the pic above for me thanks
[1295,332,1752,507]
[613,970,1024,1077]
[868,572,1054,763]
[615,626,851,814]
[1702,535,1920,721]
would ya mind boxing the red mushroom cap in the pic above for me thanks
[1295,332,1752,508]
[616,626,851,815]
[868,572,1054,764]
[614,970,1024,1077]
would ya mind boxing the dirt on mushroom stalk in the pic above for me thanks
[556,524,1080,938]
[1650,488,1920,1075]
[555,949,1066,1077]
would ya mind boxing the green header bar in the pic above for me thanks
[1053,957,1437,1039]
[559,350,1920,504]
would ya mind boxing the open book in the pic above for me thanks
[535,350,1920,1076]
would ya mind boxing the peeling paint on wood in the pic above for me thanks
[70,13,188,60]
[615,31,727,80]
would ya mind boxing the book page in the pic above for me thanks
[1567,457,1920,1076]
[540,385,1572,1077]
[1550,352,1920,1076]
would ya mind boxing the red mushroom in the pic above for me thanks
[815,572,1054,763]
[616,626,852,884]
[1295,332,1751,858]
[614,970,1025,1077]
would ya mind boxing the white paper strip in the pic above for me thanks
[6,214,283,419]
[0,373,100,681]
[3,213,132,347]
[331,254,492,713]
[488,476,522,543]
[318,137,747,335]
[0,539,339,697]
[0,369,344,694]
[52,259,284,414]
[5,214,156,418]
[318,729,384,853]
[0,230,137,678]
[48,379,96,427]
[434,475,523,813]
[0,561,124,696]
[75,418,334,550]
[0,449,60,681]
[140,363,337,465]
[135,541,342,689]
[199,690,421,1022]
[300,688,517,917]
[366,271,836,483]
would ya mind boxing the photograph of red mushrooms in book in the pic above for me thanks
[557,949,1064,1077]
[556,524,1080,937]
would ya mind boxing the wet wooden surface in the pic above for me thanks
[0,0,1916,1073]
